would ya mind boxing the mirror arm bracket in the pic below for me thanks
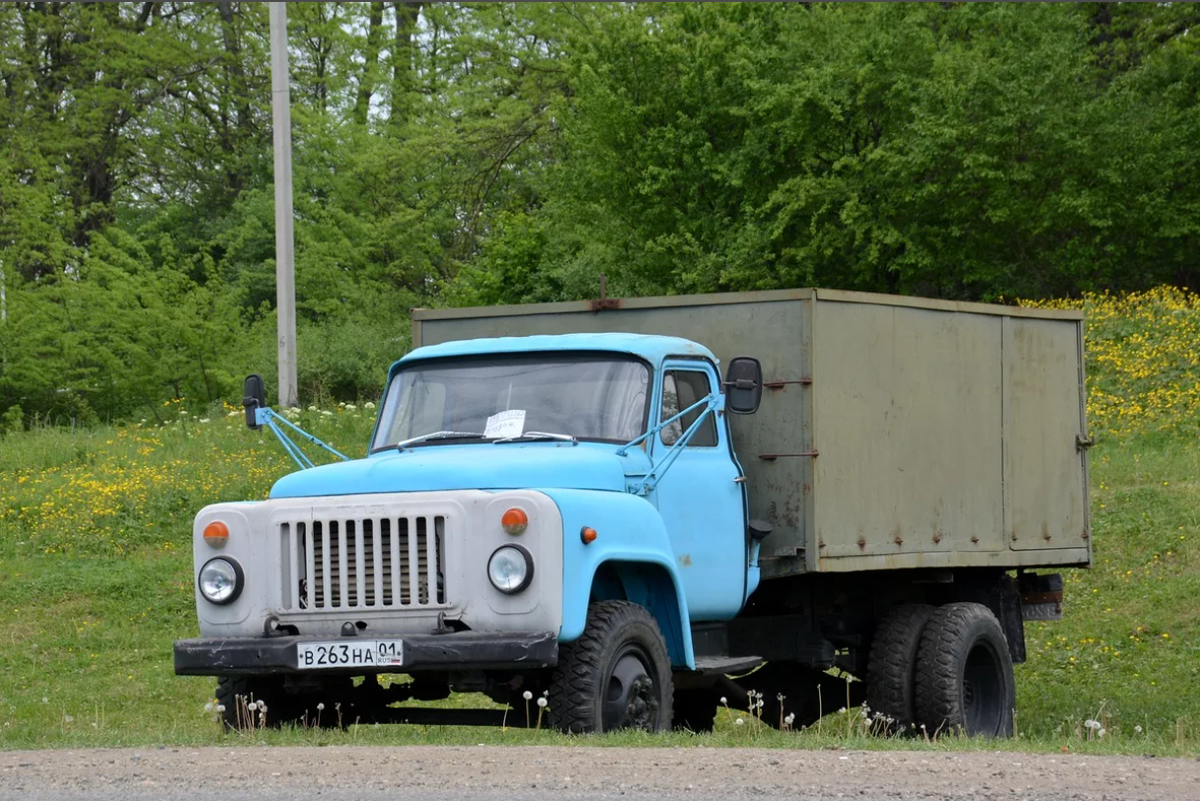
[255,407,351,470]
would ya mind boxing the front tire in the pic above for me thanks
[915,602,1015,738]
[215,675,355,730]
[548,601,673,733]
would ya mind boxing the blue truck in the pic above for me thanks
[175,288,1090,736]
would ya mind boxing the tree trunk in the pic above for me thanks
[390,1,421,130]
[352,2,385,126]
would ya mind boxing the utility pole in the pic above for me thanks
[269,1,298,407]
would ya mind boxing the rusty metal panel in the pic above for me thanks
[810,301,1006,567]
[1002,317,1091,553]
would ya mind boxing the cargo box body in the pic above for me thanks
[412,288,1091,580]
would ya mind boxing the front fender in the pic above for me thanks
[538,488,695,669]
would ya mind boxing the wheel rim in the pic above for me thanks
[602,646,660,731]
[962,639,1005,736]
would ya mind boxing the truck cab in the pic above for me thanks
[176,333,765,732]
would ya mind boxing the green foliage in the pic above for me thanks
[3,3,1200,422]
[1,405,21,436]
[513,3,1200,300]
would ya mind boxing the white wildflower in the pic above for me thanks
[1135,725,1143,733]
[345,404,357,411]
[784,713,795,725]
[735,717,745,726]
[308,405,317,411]
[719,696,728,705]
[204,702,214,713]
[316,703,325,711]
[537,697,547,708]
[1084,719,1101,730]
[523,690,533,701]
[364,401,376,410]
[216,705,226,713]
[1098,728,1106,739]
[199,418,210,424]
[247,701,257,712]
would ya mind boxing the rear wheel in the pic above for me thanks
[548,601,673,733]
[866,604,934,735]
[915,602,1015,738]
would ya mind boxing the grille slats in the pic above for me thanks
[285,514,446,612]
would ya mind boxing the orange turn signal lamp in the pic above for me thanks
[203,520,229,547]
[501,508,529,535]
[580,526,598,545]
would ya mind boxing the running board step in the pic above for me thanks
[692,655,764,675]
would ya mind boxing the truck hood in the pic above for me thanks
[269,442,641,499]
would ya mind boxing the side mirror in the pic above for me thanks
[243,374,266,430]
[724,356,763,415]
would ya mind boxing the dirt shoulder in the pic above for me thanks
[3,745,1199,801]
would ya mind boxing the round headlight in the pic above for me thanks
[487,545,533,594]
[198,557,244,605]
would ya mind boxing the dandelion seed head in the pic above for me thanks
[537,697,547,708]
[523,690,533,701]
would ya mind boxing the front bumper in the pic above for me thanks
[174,631,558,677]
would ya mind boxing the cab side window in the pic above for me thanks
[660,370,717,447]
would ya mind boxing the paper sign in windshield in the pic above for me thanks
[485,409,526,439]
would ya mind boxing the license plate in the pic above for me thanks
[295,639,404,670]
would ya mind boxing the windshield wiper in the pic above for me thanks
[396,431,487,450]
[493,431,579,445]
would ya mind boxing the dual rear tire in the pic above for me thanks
[867,601,1015,738]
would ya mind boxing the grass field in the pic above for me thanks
[1,289,1198,754]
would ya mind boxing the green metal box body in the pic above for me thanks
[412,288,1091,580]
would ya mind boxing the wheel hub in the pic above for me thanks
[603,650,660,731]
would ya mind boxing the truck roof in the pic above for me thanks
[399,332,717,367]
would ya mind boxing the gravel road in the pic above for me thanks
[2,745,1197,801]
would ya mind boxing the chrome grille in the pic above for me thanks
[279,515,447,611]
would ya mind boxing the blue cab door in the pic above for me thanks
[648,360,748,621]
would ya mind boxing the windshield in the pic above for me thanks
[371,354,651,452]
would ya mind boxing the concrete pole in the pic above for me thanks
[269,1,298,408]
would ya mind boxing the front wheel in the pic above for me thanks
[548,601,673,733]
[215,675,355,730]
